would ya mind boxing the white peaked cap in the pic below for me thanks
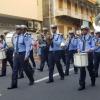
[50,24,57,28]
[42,27,48,31]
[20,25,27,29]
[68,30,75,34]
[15,25,21,29]
[81,25,89,29]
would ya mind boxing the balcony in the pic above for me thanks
[55,9,91,22]
[55,9,69,16]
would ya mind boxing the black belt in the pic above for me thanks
[15,52,25,55]
[49,50,61,53]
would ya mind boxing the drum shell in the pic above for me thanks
[74,53,88,67]
[0,50,6,60]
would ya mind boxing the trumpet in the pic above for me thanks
[46,33,53,46]
[96,41,100,47]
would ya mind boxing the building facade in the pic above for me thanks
[0,0,43,33]
[43,0,96,36]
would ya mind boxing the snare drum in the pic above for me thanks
[0,50,6,60]
[74,53,88,67]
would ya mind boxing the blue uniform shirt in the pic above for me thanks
[77,34,93,53]
[13,34,31,58]
[66,37,78,51]
[49,33,62,51]
[92,37,100,52]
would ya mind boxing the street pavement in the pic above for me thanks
[0,63,100,100]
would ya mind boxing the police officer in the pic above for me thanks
[65,30,78,76]
[46,25,64,83]
[37,27,49,72]
[93,30,100,78]
[77,26,95,91]
[8,25,34,89]
[0,32,13,77]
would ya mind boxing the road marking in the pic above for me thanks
[0,93,2,96]
[35,68,74,83]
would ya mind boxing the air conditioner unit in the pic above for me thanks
[34,22,41,30]
[27,21,34,29]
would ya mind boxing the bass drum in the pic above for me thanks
[5,32,14,47]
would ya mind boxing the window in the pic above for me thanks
[75,3,78,14]
[67,0,71,10]
[58,0,63,9]
[81,6,83,14]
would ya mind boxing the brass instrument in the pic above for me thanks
[46,33,53,47]
[96,41,100,47]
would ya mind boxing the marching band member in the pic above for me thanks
[21,25,36,68]
[8,25,34,89]
[59,33,67,67]
[17,25,36,79]
[37,27,49,72]
[65,30,78,76]
[77,26,95,91]
[92,30,100,78]
[46,25,64,83]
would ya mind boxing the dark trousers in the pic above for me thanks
[66,50,78,73]
[11,53,34,87]
[39,47,49,71]
[94,52,100,77]
[18,50,36,77]
[48,51,64,81]
[60,50,66,66]
[39,54,49,71]
[1,48,13,76]
[29,50,36,68]
[79,53,95,86]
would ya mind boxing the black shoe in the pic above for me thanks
[95,74,98,78]
[37,68,43,72]
[29,79,34,86]
[29,81,34,86]
[60,77,64,80]
[0,75,6,77]
[7,86,17,90]
[64,72,69,76]
[91,79,95,87]
[46,80,54,83]
[78,86,85,91]
[74,71,78,74]
[91,83,95,87]
[18,76,24,79]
